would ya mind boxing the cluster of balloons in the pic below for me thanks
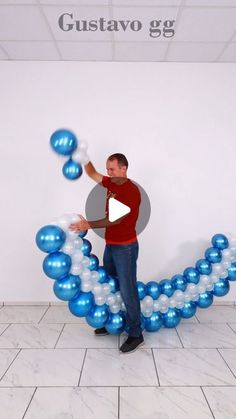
[36,214,236,334]
[50,129,90,180]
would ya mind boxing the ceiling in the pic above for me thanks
[0,0,236,62]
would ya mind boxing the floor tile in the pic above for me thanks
[176,323,236,348]
[120,386,213,419]
[24,387,118,419]
[80,348,158,386]
[40,306,85,324]
[202,386,236,419]
[153,348,236,386]
[219,349,236,377]
[228,323,236,333]
[0,349,85,387]
[120,329,182,349]
[0,324,10,334]
[180,316,199,323]
[0,324,63,349]
[196,306,236,323]
[0,349,19,379]
[0,387,35,419]
[56,324,119,349]
[0,306,48,323]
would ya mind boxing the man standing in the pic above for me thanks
[70,153,144,353]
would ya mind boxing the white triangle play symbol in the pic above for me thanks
[108,197,131,222]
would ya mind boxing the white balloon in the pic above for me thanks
[206,283,214,291]
[57,214,71,229]
[95,295,106,306]
[200,275,210,286]
[79,140,88,151]
[106,294,117,306]
[143,295,154,307]
[222,249,231,261]
[173,290,184,301]
[74,237,83,249]
[158,294,169,305]
[72,150,86,163]
[71,250,83,264]
[220,271,228,279]
[222,261,231,269]
[191,293,199,301]
[115,291,123,303]
[212,263,224,275]
[103,283,112,295]
[197,284,206,294]
[70,263,83,276]
[81,280,93,292]
[176,301,185,309]
[121,302,126,311]
[143,309,153,318]
[229,236,236,247]
[61,242,75,255]
[169,298,177,308]
[153,300,161,311]
[110,303,121,314]
[187,284,198,294]
[209,273,220,283]
[82,256,90,268]
[91,271,100,282]
[184,293,191,303]
[159,305,169,313]
[93,284,103,296]
[80,268,91,281]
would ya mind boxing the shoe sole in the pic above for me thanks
[119,341,145,354]
[94,333,109,337]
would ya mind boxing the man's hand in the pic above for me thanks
[69,215,90,232]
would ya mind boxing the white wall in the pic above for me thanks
[0,61,235,302]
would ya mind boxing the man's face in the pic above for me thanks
[106,159,127,178]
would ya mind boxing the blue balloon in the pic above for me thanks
[62,159,83,181]
[69,291,94,317]
[43,251,71,280]
[196,259,212,275]
[81,239,92,256]
[212,278,229,297]
[88,254,99,271]
[171,274,187,292]
[86,304,109,329]
[50,129,78,156]
[162,308,181,328]
[228,262,236,281]
[137,281,147,300]
[79,230,87,238]
[144,311,163,332]
[97,266,109,284]
[53,274,80,301]
[205,247,222,263]
[196,292,213,309]
[184,267,200,284]
[108,276,119,293]
[179,301,197,318]
[211,234,229,250]
[105,311,126,335]
[159,279,175,297]
[146,281,161,299]
[36,225,66,253]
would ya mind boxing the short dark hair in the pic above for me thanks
[107,153,129,168]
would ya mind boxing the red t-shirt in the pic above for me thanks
[102,176,141,244]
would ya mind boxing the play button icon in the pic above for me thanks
[108,197,131,222]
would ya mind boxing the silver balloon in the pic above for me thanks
[93,284,103,296]
[106,294,117,306]
[95,295,107,306]
[70,263,83,276]
[158,294,169,306]
[71,250,83,263]
[153,300,161,311]
[81,280,93,292]
[80,268,91,281]
[209,273,220,283]
[91,271,100,282]
[103,283,112,295]
[159,305,169,313]
[110,303,121,314]
[82,256,90,268]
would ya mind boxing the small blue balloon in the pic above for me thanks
[105,311,126,335]
[196,259,212,275]
[179,301,197,318]
[144,311,163,332]
[205,247,222,263]
[62,159,83,181]
[53,274,80,301]
[36,225,66,253]
[171,274,187,292]
[79,230,87,238]
[159,279,175,297]
[108,276,119,293]
[43,251,71,280]
[146,281,161,300]
[211,234,229,250]
[162,308,181,328]
[86,304,109,329]
[184,267,200,284]
[196,292,213,309]
[227,262,236,281]
[88,254,99,271]
[97,266,109,284]
[50,129,78,156]
[137,281,147,300]
[81,239,92,256]
[69,291,94,317]
[212,278,230,297]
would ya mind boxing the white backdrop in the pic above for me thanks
[0,61,236,302]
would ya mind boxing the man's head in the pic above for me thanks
[106,153,129,178]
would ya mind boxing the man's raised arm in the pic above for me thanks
[84,161,103,184]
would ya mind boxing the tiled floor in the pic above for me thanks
[0,304,236,418]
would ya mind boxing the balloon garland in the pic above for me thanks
[35,129,236,334]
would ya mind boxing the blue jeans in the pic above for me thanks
[103,241,141,337]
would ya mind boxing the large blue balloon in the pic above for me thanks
[146,281,161,299]
[86,304,109,329]
[69,291,94,317]
[179,301,197,318]
[171,274,187,292]
[159,279,175,297]
[43,251,71,280]
[36,225,66,254]
[88,254,99,271]
[196,259,212,275]
[53,274,81,301]
[105,311,126,335]
[211,234,229,250]
[212,278,229,297]
[196,292,213,308]
[144,311,163,332]
[162,308,181,328]
[205,247,222,263]
[81,239,92,256]
[97,266,109,284]
[50,129,78,156]
[62,159,83,181]
[183,267,200,284]
[227,262,236,281]
[137,281,147,300]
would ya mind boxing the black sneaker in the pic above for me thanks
[94,327,109,336]
[119,334,144,354]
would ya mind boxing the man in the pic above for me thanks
[70,153,144,353]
